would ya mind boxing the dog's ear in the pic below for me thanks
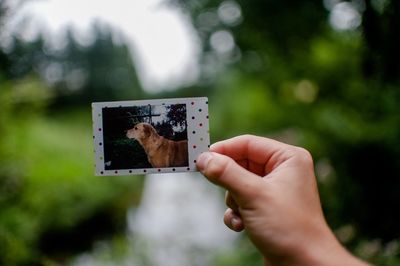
[143,124,151,137]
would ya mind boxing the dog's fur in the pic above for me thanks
[126,123,188,168]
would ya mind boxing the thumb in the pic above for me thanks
[196,152,261,199]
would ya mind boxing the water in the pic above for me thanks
[72,173,237,266]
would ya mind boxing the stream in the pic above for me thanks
[72,172,237,266]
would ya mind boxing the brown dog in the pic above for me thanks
[126,123,188,168]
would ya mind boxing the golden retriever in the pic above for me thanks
[126,123,188,168]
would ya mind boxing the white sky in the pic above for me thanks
[6,0,200,93]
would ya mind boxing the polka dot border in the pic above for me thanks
[92,97,210,176]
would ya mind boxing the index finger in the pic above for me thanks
[210,135,298,174]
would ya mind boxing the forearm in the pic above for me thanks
[262,228,370,266]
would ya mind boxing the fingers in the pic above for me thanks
[210,135,298,174]
[224,208,244,232]
[196,152,262,199]
[225,192,244,232]
[225,191,239,213]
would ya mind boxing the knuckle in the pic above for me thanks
[240,134,255,139]
[236,134,256,142]
[294,147,314,165]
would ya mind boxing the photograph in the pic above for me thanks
[102,104,189,170]
[92,97,210,175]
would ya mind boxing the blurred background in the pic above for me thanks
[1,0,399,265]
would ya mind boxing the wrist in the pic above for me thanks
[295,226,369,266]
[263,225,369,266]
[300,232,354,265]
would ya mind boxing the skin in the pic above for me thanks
[196,135,369,266]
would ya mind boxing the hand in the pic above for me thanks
[196,135,369,266]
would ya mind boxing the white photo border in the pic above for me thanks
[92,97,210,176]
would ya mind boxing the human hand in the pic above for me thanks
[196,135,368,266]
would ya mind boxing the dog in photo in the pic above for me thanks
[126,123,188,168]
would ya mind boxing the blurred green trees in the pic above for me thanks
[0,2,145,265]
[172,0,400,264]
[4,24,143,106]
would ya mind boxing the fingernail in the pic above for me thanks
[196,152,213,172]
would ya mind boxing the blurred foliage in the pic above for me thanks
[1,0,400,265]
[0,79,144,265]
[211,237,264,266]
[4,24,142,106]
[169,0,400,265]
[0,2,145,265]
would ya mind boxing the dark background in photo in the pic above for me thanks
[102,104,187,170]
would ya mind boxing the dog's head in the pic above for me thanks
[126,123,154,141]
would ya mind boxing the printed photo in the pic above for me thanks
[92,97,209,175]
[102,104,188,170]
